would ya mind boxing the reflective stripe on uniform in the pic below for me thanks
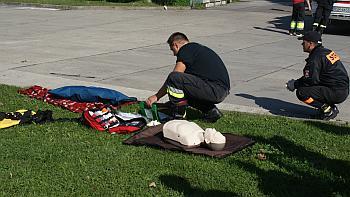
[312,23,319,26]
[296,21,304,30]
[290,21,296,29]
[303,97,314,104]
[320,25,326,28]
[322,105,332,113]
[167,86,184,98]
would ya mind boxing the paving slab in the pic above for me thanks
[0,0,349,122]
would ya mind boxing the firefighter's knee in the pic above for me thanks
[166,72,183,85]
[296,88,308,101]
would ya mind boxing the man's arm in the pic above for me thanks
[295,59,322,88]
[306,0,312,11]
[173,61,186,72]
[145,61,186,106]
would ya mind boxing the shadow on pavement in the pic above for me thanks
[254,14,316,35]
[268,15,291,31]
[253,15,296,35]
[259,0,291,6]
[235,93,317,119]
[231,135,350,196]
[159,174,238,196]
[325,20,350,36]
[261,10,350,36]
[253,26,289,35]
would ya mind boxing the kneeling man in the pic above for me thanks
[286,31,349,120]
[146,32,230,122]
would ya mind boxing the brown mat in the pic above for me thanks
[123,124,255,158]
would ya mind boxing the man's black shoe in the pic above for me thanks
[203,107,223,123]
[171,104,187,120]
[320,105,339,121]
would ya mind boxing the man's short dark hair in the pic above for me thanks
[167,32,189,45]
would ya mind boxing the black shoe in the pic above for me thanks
[171,104,187,120]
[295,32,303,37]
[320,105,339,121]
[317,27,325,35]
[203,107,223,123]
[289,30,295,36]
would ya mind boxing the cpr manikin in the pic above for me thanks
[163,120,204,147]
[163,120,226,150]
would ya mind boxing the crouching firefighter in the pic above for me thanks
[145,32,230,123]
[286,31,349,120]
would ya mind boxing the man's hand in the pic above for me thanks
[145,95,158,107]
[286,79,296,92]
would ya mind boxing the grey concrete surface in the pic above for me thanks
[0,0,349,122]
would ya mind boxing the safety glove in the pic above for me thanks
[286,79,296,92]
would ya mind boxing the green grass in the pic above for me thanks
[0,84,349,196]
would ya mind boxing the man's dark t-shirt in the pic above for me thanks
[176,42,230,90]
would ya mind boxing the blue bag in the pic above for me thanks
[48,86,137,105]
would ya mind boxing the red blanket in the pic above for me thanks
[18,85,135,113]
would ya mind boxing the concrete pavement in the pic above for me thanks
[0,1,349,122]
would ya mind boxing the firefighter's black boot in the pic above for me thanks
[320,104,339,120]
[318,27,325,35]
[170,100,188,120]
[202,106,223,123]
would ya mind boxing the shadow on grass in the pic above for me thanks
[232,135,350,196]
[304,120,350,136]
[54,117,81,123]
[159,174,238,196]
[235,93,317,119]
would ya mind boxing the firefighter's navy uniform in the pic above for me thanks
[294,45,349,115]
[313,0,335,34]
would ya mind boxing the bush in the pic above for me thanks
[107,0,137,3]
[152,0,189,6]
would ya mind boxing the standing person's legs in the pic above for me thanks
[319,7,332,34]
[295,2,305,35]
[290,4,298,35]
[313,5,324,31]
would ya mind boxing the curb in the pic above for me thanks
[0,2,191,10]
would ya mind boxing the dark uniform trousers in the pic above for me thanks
[165,72,229,113]
[296,86,349,108]
[313,0,334,31]
[292,3,305,22]
[314,6,332,27]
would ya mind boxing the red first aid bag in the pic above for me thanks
[82,108,146,134]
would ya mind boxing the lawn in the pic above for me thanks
[0,84,349,196]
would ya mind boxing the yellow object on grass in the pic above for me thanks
[0,110,36,129]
